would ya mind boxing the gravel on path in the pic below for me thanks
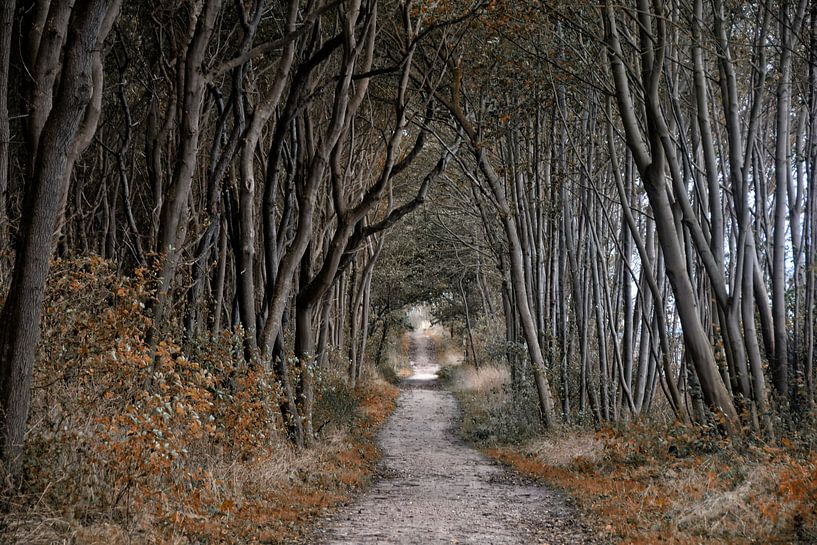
[317,330,606,545]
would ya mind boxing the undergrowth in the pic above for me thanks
[443,358,817,544]
[439,362,543,445]
[0,257,399,544]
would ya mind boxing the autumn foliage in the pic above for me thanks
[1,257,398,544]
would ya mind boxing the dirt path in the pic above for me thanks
[318,330,604,544]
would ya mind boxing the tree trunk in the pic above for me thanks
[0,0,14,271]
[604,1,738,430]
[0,0,121,479]
[152,0,223,339]
[476,149,557,428]
[770,0,809,400]
[294,300,315,447]
[459,275,479,369]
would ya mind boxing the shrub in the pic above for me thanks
[444,363,542,445]
[1,257,401,544]
[5,257,282,542]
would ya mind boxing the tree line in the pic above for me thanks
[403,0,817,437]
[1,0,816,482]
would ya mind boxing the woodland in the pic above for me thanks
[0,0,817,543]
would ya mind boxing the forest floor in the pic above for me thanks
[314,329,604,544]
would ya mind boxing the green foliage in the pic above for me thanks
[314,373,359,435]
[442,362,543,446]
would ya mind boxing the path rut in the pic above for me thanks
[318,330,604,544]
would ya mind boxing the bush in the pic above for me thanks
[314,372,358,435]
[445,363,543,445]
[1,257,403,544]
[5,257,283,543]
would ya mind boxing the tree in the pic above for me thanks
[0,0,121,479]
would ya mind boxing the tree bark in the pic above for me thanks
[0,0,14,270]
[0,0,121,479]
[604,0,738,430]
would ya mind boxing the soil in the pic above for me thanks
[316,330,605,545]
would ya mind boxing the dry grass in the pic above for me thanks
[2,379,398,545]
[73,524,130,545]
[449,364,510,395]
[485,425,817,545]
[523,434,604,467]
[669,466,772,538]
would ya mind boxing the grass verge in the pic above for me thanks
[241,379,400,544]
[441,361,817,544]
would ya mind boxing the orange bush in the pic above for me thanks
[2,257,397,544]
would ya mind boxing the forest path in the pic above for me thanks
[317,330,604,545]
